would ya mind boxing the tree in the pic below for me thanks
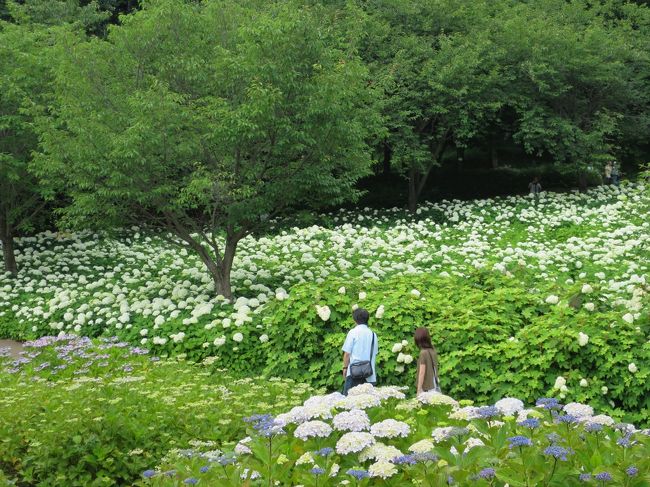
[36,0,378,298]
[0,23,53,274]
[358,0,506,211]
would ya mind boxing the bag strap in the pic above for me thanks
[369,331,375,362]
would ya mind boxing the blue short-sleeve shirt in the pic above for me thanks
[342,324,378,383]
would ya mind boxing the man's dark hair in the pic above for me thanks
[352,308,370,324]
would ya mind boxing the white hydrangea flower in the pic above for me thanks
[232,332,244,343]
[368,460,397,479]
[584,302,595,311]
[332,409,370,432]
[410,289,421,298]
[408,439,434,454]
[375,305,384,319]
[358,291,367,300]
[601,386,608,394]
[581,284,593,294]
[294,421,333,441]
[418,392,459,408]
[580,378,589,387]
[563,402,594,418]
[370,419,410,439]
[315,305,331,321]
[391,342,403,353]
[338,286,346,294]
[545,295,559,305]
[494,398,524,416]
[360,442,403,463]
[622,313,634,324]
[335,432,375,455]
[553,376,566,390]
[628,363,638,373]
[259,334,269,343]
[295,452,314,465]
[578,332,589,346]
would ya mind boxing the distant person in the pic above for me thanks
[414,327,440,394]
[342,308,378,395]
[528,177,542,198]
[604,161,613,185]
[611,161,620,186]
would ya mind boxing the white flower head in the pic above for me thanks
[232,332,244,343]
[578,332,589,347]
[581,284,593,294]
[622,313,634,324]
[315,305,331,321]
[553,376,566,390]
[628,363,638,373]
[545,295,559,305]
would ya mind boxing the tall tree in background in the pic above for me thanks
[359,0,506,211]
[0,1,104,274]
[35,0,378,298]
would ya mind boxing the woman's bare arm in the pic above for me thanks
[417,363,426,395]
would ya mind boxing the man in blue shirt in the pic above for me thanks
[342,308,379,395]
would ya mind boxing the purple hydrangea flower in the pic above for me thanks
[477,468,496,479]
[543,446,573,461]
[310,467,325,475]
[347,469,369,480]
[594,472,612,482]
[626,466,638,477]
[536,398,562,410]
[579,473,592,481]
[393,454,418,465]
[142,469,157,479]
[314,447,334,457]
[507,435,533,448]
[183,478,198,485]
[518,418,540,429]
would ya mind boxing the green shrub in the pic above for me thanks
[0,337,316,486]
[261,272,650,425]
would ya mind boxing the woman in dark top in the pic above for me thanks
[414,327,440,394]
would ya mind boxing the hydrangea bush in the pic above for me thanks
[0,336,316,486]
[141,384,650,486]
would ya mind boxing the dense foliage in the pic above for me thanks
[1,185,648,426]
[0,336,316,486]
[143,384,650,486]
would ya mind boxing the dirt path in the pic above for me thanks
[0,339,24,358]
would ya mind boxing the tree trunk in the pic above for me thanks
[578,170,588,192]
[2,235,18,276]
[0,209,17,276]
[408,166,419,213]
[490,142,498,169]
[382,142,392,174]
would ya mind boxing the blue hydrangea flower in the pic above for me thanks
[594,472,612,482]
[347,469,369,480]
[626,466,638,477]
[477,406,501,419]
[183,478,198,485]
[585,423,603,433]
[579,473,592,481]
[142,470,157,479]
[477,468,496,479]
[199,466,209,474]
[536,398,562,410]
[616,434,632,447]
[310,467,325,475]
[543,446,573,461]
[314,447,334,457]
[556,414,579,424]
[414,452,438,462]
[518,418,540,429]
[507,435,533,448]
[393,454,418,465]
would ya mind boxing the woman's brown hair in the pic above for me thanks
[414,327,434,349]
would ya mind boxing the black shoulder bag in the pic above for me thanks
[349,332,376,380]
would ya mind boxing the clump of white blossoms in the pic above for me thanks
[545,295,559,305]
[332,409,370,432]
[410,289,421,298]
[584,302,595,311]
[494,398,524,416]
[359,442,403,462]
[358,291,367,300]
[315,305,331,321]
[293,421,333,441]
[553,376,567,390]
[628,363,638,373]
[622,313,634,324]
[391,342,403,353]
[581,284,593,294]
[370,419,411,439]
[580,378,589,387]
[563,402,594,418]
[578,332,589,346]
[375,305,385,319]
[335,432,375,455]
[368,460,397,479]
[232,332,244,343]
[408,439,434,454]
[418,392,459,408]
